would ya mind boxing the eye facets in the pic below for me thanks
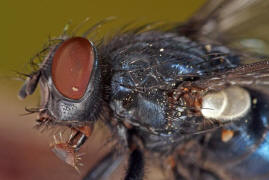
[51,37,94,100]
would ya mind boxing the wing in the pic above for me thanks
[176,0,269,55]
[191,60,269,92]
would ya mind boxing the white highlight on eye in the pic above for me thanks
[201,86,251,121]
[72,86,79,92]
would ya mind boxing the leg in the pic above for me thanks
[83,149,124,180]
[167,156,187,180]
[124,149,144,180]
[172,166,186,180]
[50,126,92,171]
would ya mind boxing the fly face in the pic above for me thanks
[19,37,102,126]
[18,36,103,171]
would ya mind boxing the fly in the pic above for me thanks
[18,0,269,179]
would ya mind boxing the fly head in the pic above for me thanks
[18,36,102,127]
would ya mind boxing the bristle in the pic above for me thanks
[82,16,117,38]
[71,17,91,36]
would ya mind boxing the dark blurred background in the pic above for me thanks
[0,0,205,179]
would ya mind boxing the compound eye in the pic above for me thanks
[52,37,94,100]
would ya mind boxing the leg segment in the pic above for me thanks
[83,149,124,180]
[168,156,186,180]
[124,149,144,180]
[172,166,186,180]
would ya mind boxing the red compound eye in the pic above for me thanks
[52,37,94,100]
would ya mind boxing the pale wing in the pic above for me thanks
[177,0,269,54]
